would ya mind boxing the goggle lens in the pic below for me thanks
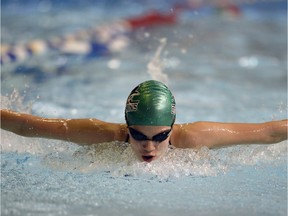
[128,127,171,142]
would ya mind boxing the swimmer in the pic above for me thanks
[1,80,287,162]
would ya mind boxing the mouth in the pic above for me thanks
[142,155,155,162]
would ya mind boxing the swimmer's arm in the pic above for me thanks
[0,109,127,145]
[172,120,287,149]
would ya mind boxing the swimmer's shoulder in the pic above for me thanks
[107,122,128,142]
[170,123,200,149]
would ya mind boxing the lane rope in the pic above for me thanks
[1,11,178,65]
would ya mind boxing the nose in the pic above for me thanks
[142,140,156,152]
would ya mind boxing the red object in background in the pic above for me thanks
[217,4,242,17]
[226,5,242,16]
[127,11,178,29]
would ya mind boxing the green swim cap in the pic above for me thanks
[125,80,176,126]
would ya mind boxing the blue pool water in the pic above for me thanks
[1,1,287,215]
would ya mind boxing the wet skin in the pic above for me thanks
[1,110,287,163]
[128,125,172,162]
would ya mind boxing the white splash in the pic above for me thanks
[42,141,287,179]
[1,89,32,112]
[147,38,169,85]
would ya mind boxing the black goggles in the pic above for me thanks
[128,127,172,142]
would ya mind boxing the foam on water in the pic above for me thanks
[2,132,287,180]
[70,141,286,179]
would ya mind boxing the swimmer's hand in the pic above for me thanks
[0,109,127,145]
[171,120,288,149]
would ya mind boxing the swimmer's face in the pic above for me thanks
[128,125,172,162]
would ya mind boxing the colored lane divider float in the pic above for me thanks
[1,3,242,66]
[0,11,178,65]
